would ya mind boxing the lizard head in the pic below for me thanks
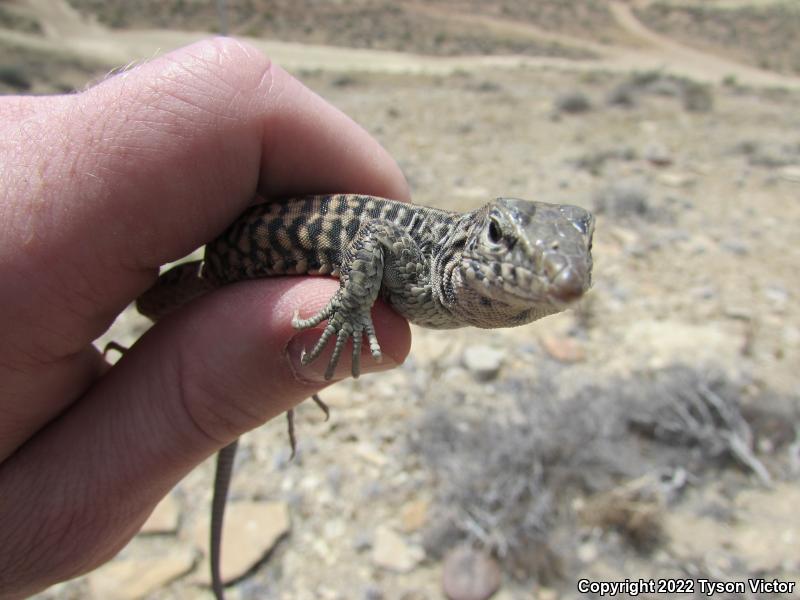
[454,198,594,326]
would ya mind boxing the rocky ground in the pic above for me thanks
[3,1,799,599]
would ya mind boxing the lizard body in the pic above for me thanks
[136,194,594,599]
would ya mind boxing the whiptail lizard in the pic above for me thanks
[135,193,595,599]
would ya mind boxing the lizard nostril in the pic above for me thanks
[550,240,559,250]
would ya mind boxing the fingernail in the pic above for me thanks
[287,330,398,383]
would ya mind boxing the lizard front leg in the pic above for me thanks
[292,220,419,380]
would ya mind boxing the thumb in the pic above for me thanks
[128,276,410,447]
[0,276,409,591]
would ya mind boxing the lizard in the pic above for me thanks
[134,193,595,600]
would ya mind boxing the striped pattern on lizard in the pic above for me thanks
[136,194,595,600]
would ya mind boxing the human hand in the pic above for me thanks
[0,38,410,597]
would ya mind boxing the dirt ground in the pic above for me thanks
[2,1,799,599]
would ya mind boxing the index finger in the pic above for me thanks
[79,37,410,269]
[1,37,410,351]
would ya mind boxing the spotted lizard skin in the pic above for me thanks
[136,193,595,600]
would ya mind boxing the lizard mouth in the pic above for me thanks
[545,265,590,306]
[462,260,591,309]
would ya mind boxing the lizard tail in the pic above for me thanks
[210,440,239,600]
[136,261,213,321]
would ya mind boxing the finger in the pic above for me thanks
[1,37,410,359]
[0,277,410,593]
[0,38,410,458]
[0,95,63,123]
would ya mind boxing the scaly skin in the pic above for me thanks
[136,194,595,600]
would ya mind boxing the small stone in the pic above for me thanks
[87,548,194,600]
[364,585,385,600]
[323,518,347,539]
[355,442,388,466]
[779,165,800,182]
[400,499,430,533]
[372,526,424,572]
[577,542,598,563]
[690,285,716,301]
[540,335,585,363]
[536,588,559,600]
[644,142,672,166]
[193,501,290,584]
[463,346,505,381]
[658,172,696,187]
[723,306,752,320]
[140,493,180,534]
[609,226,640,250]
[764,284,790,308]
[455,186,492,200]
[442,545,501,600]
[554,91,592,114]
[353,530,373,553]
[721,240,749,256]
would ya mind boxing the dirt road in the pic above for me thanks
[4,0,800,88]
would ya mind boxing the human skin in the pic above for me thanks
[0,38,411,597]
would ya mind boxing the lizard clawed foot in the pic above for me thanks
[292,300,382,380]
[285,394,331,459]
[311,393,330,421]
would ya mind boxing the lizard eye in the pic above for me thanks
[487,218,503,244]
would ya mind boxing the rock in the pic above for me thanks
[779,165,800,182]
[554,90,592,114]
[87,548,194,600]
[400,498,430,533]
[721,239,749,256]
[657,171,696,188]
[140,493,180,534]
[455,186,491,200]
[323,518,347,539]
[353,530,373,553]
[442,545,501,600]
[192,500,290,584]
[747,144,793,167]
[644,142,672,167]
[463,346,505,381]
[536,588,559,600]
[576,542,598,563]
[355,441,388,466]
[364,585,385,600]
[371,526,424,572]
[764,284,790,310]
[540,335,585,363]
